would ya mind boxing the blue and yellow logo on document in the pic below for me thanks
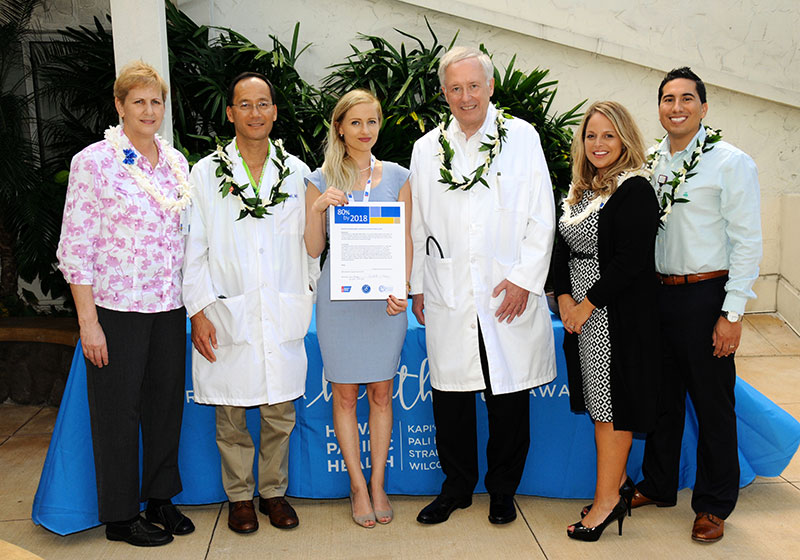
[334,205,401,224]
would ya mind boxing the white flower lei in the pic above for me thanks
[646,126,722,224]
[436,106,509,191]
[104,125,191,212]
[213,139,291,220]
[560,168,651,226]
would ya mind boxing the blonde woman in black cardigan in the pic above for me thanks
[553,101,661,542]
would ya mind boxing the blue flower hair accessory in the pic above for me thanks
[122,148,137,165]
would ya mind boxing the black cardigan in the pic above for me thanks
[552,176,662,432]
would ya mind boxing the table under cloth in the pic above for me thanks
[32,309,800,535]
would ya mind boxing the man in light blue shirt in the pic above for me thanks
[630,67,762,544]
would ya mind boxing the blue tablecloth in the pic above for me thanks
[32,309,800,535]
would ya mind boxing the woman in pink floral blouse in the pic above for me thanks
[56,61,194,547]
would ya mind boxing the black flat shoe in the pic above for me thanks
[488,494,517,524]
[567,497,626,542]
[581,476,634,518]
[416,494,472,524]
[106,516,173,547]
[146,502,195,535]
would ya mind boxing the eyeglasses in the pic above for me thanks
[234,101,273,112]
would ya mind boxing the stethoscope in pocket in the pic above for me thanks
[426,235,444,258]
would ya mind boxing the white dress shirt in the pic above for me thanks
[653,126,762,314]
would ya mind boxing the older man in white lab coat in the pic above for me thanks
[410,47,556,525]
[183,72,315,534]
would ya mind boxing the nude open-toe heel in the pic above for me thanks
[350,492,376,528]
[369,485,393,524]
[374,498,393,525]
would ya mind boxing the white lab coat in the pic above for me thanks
[409,105,556,394]
[183,140,316,406]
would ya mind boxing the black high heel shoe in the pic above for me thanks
[581,476,634,518]
[567,497,627,542]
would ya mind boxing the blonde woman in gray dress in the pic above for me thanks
[304,90,413,528]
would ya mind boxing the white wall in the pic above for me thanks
[32,0,110,29]
[779,194,800,333]
[399,0,800,107]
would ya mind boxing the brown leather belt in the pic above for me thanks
[657,270,728,285]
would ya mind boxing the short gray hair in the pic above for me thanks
[437,46,494,87]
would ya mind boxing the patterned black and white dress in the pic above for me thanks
[558,191,612,423]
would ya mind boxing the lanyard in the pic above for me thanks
[346,155,375,203]
[237,142,270,196]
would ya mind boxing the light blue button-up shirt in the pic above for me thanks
[653,126,762,314]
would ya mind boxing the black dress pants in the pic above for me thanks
[432,323,531,498]
[638,277,739,519]
[85,306,186,522]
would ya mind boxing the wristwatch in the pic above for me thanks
[721,310,743,322]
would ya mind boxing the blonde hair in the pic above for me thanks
[322,90,383,193]
[113,60,168,102]
[437,46,493,87]
[567,100,646,205]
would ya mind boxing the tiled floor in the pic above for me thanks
[1,313,798,559]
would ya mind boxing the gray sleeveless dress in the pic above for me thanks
[305,161,410,383]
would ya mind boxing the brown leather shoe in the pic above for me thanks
[630,488,675,509]
[259,496,299,529]
[692,512,724,543]
[228,500,258,534]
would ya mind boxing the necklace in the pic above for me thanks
[213,138,292,220]
[437,106,509,191]
[347,155,375,203]
[646,126,722,224]
[560,168,651,226]
[104,125,191,212]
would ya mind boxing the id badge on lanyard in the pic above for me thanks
[180,206,191,235]
[346,155,375,203]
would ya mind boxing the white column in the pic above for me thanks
[109,0,173,143]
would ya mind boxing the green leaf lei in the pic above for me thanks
[646,126,722,225]
[213,139,292,220]
[437,107,510,191]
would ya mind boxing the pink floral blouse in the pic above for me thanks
[56,133,189,313]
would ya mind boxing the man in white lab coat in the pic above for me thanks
[183,72,314,534]
[410,47,556,525]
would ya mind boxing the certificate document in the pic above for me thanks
[328,202,405,301]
